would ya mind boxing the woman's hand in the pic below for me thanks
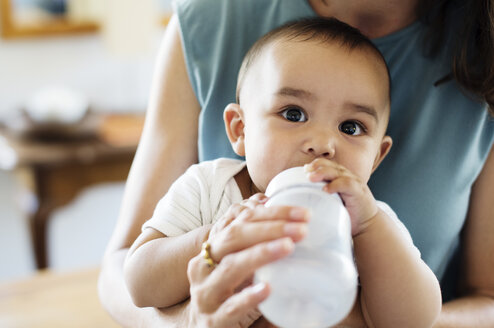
[207,194,309,260]
[187,194,310,327]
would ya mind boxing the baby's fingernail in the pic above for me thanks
[304,164,313,172]
[290,207,310,220]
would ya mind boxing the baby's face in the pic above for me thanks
[238,39,391,192]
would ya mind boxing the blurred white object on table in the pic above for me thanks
[25,86,89,125]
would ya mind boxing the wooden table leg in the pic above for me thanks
[29,203,52,269]
[13,167,52,270]
[27,157,133,270]
[29,166,57,270]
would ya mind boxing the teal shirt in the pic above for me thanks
[175,0,494,300]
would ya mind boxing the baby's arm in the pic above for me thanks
[353,208,441,328]
[124,196,309,310]
[305,159,441,328]
[124,225,211,308]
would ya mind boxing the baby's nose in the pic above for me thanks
[308,147,334,158]
[306,138,335,158]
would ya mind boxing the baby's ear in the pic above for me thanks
[224,103,246,156]
[372,135,392,172]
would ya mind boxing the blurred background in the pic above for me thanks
[0,0,172,282]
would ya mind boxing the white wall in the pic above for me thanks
[0,32,160,118]
[0,170,34,281]
[0,31,163,281]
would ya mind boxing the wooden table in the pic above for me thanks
[0,113,144,269]
[0,267,120,328]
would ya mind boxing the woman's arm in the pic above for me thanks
[98,14,200,326]
[98,248,192,327]
[105,13,200,258]
[434,143,494,328]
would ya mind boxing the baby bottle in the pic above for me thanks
[254,166,358,328]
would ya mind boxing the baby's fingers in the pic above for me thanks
[305,161,351,183]
[321,175,364,195]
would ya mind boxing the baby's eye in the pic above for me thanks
[281,107,307,122]
[339,121,364,135]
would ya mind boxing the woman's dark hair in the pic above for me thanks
[236,17,390,104]
[419,0,494,115]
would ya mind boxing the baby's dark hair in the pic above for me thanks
[236,17,391,104]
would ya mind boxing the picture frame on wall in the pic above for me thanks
[0,0,172,39]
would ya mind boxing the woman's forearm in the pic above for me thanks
[98,13,203,326]
[353,210,441,328]
[99,249,191,328]
[434,295,494,327]
[124,226,211,308]
[436,146,494,326]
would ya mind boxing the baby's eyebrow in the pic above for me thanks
[275,87,380,122]
[346,103,379,123]
[275,87,315,100]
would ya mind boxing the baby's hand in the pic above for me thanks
[304,158,378,236]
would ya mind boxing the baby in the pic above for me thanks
[124,17,441,327]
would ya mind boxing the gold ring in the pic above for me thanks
[201,241,217,268]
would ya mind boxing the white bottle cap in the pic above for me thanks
[266,166,325,197]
